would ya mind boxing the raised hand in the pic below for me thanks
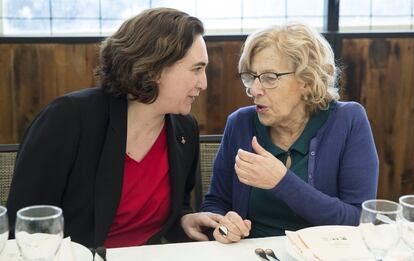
[235,136,287,189]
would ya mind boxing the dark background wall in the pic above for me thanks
[0,34,413,200]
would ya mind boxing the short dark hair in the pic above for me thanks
[95,8,204,103]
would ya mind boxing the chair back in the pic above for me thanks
[193,135,222,211]
[0,144,19,205]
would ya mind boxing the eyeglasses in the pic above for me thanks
[239,71,295,97]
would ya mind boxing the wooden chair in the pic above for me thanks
[193,135,222,211]
[0,144,19,206]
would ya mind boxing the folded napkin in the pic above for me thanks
[285,230,320,261]
[286,226,373,261]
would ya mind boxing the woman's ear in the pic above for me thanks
[154,72,162,85]
[300,81,311,101]
[298,79,307,90]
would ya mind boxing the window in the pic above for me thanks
[0,0,325,36]
[1,0,413,36]
[340,0,414,31]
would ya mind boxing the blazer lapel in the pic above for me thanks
[94,95,127,246]
[165,115,186,223]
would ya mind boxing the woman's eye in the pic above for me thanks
[263,76,277,82]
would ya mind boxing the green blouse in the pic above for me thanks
[247,106,331,237]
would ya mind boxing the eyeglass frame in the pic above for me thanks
[239,71,295,97]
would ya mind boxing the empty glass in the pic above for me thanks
[399,195,414,258]
[359,199,402,261]
[0,206,9,254]
[15,205,64,261]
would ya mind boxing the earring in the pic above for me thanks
[245,88,253,98]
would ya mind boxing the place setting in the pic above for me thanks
[284,197,414,261]
[0,205,93,261]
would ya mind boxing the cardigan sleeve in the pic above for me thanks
[6,95,80,233]
[270,102,379,226]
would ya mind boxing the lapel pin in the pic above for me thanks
[180,136,186,144]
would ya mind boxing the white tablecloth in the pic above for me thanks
[107,236,295,261]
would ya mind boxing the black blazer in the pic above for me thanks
[7,87,199,248]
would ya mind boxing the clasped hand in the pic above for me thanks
[181,211,251,244]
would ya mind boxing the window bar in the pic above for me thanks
[369,0,373,31]
[324,0,339,32]
[49,0,53,35]
[0,1,3,35]
[240,0,243,34]
[411,0,413,30]
[98,0,102,35]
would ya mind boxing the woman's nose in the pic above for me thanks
[249,78,264,97]
[198,72,208,91]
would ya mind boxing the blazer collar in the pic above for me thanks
[94,94,127,246]
[93,95,189,246]
[166,114,187,217]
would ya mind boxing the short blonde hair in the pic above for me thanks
[239,22,340,112]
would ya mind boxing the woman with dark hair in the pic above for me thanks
[7,7,220,248]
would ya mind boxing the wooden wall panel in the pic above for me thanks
[0,43,99,143]
[0,41,248,142]
[341,38,414,200]
[192,41,251,134]
[0,45,15,143]
[1,37,414,200]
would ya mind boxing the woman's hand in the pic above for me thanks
[181,212,223,241]
[235,136,287,189]
[213,211,251,244]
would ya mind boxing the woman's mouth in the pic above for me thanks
[256,104,267,112]
[189,96,196,103]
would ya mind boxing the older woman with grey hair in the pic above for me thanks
[201,22,379,243]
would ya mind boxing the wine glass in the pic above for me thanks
[399,195,414,258]
[0,206,9,254]
[359,199,402,261]
[15,205,64,261]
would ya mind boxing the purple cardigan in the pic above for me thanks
[201,101,379,226]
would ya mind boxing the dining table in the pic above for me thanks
[107,236,295,261]
[0,234,411,260]
[106,233,411,261]
[0,236,295,261]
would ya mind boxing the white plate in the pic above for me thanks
[0,239,93,261]
[72,241,93,260]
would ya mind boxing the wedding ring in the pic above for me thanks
[218,225,228,238]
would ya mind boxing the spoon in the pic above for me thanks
[255,248,270,260]
[265,248,281,261]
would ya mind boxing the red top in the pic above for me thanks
[104,126,171,248]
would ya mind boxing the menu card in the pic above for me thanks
[285,225,373,261]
